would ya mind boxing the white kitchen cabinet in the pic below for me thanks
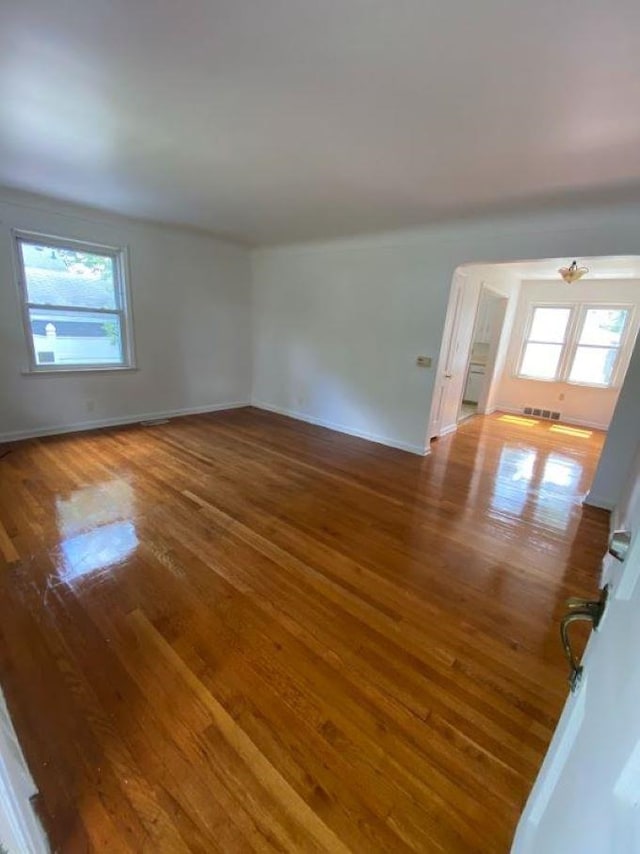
[464,365,485,402]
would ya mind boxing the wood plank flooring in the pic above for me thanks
[0,409,609,852]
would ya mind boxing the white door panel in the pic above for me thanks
[429,272,481,437]
[513,463,640,854]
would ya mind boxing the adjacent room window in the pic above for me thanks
[568,307,628,386]
[15,233,133,372]
[517,303,631,387]
[519,306,572,381]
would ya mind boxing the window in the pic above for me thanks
[519,306,572,380]
[568,308,628,386]
[517,303,632,387]
[15,233,134,372]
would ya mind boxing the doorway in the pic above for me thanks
[428,255,640,506]
[428,263,519,439]
[458,286,509,424]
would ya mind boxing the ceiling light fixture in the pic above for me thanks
[559,260,589,283]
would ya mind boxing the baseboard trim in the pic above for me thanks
[438,423,458,437]
[251,400,428,456]
[493,405,610,432]
[0,401,250,444]
[584,491,616,511]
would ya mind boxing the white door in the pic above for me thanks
[429,272,480,438]
[429,273,464,438]
[512,483,640,853]
[0,691,47,852]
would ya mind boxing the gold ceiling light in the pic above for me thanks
[559,260,589,283]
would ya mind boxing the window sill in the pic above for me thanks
[513,374,617,390]
[21,365,138,377]
[514,374,558,383]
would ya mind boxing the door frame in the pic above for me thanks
[472,286,509,415]
[428,269,467,440]
[428,270,499,439]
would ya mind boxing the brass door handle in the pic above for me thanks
[609,530,631,562]
[560,586,608,691]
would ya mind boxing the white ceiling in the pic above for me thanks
[2,0,640,245]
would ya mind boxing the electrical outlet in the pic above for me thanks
[416,355,432,368]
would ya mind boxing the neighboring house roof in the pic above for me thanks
[25,267,116,310]
[31,319,111,337]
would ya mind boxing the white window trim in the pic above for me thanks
[516,301,636,389]
[12,229,136,375]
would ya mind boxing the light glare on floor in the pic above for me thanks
[549,425,593,439]
[498,415,538,427]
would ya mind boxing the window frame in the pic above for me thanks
[516,301,635,388]
[13,229,136,375]
[564,303,632,388]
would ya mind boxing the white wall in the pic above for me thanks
[0,189,252,440]
[609,442,640,536]
[493,278,640,430]
[588,336,640,511]
[251,202,640,453]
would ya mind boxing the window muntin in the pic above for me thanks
[517,303,632,387]
[15,234,133,372]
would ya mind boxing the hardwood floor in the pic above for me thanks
[0,409,609,852]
